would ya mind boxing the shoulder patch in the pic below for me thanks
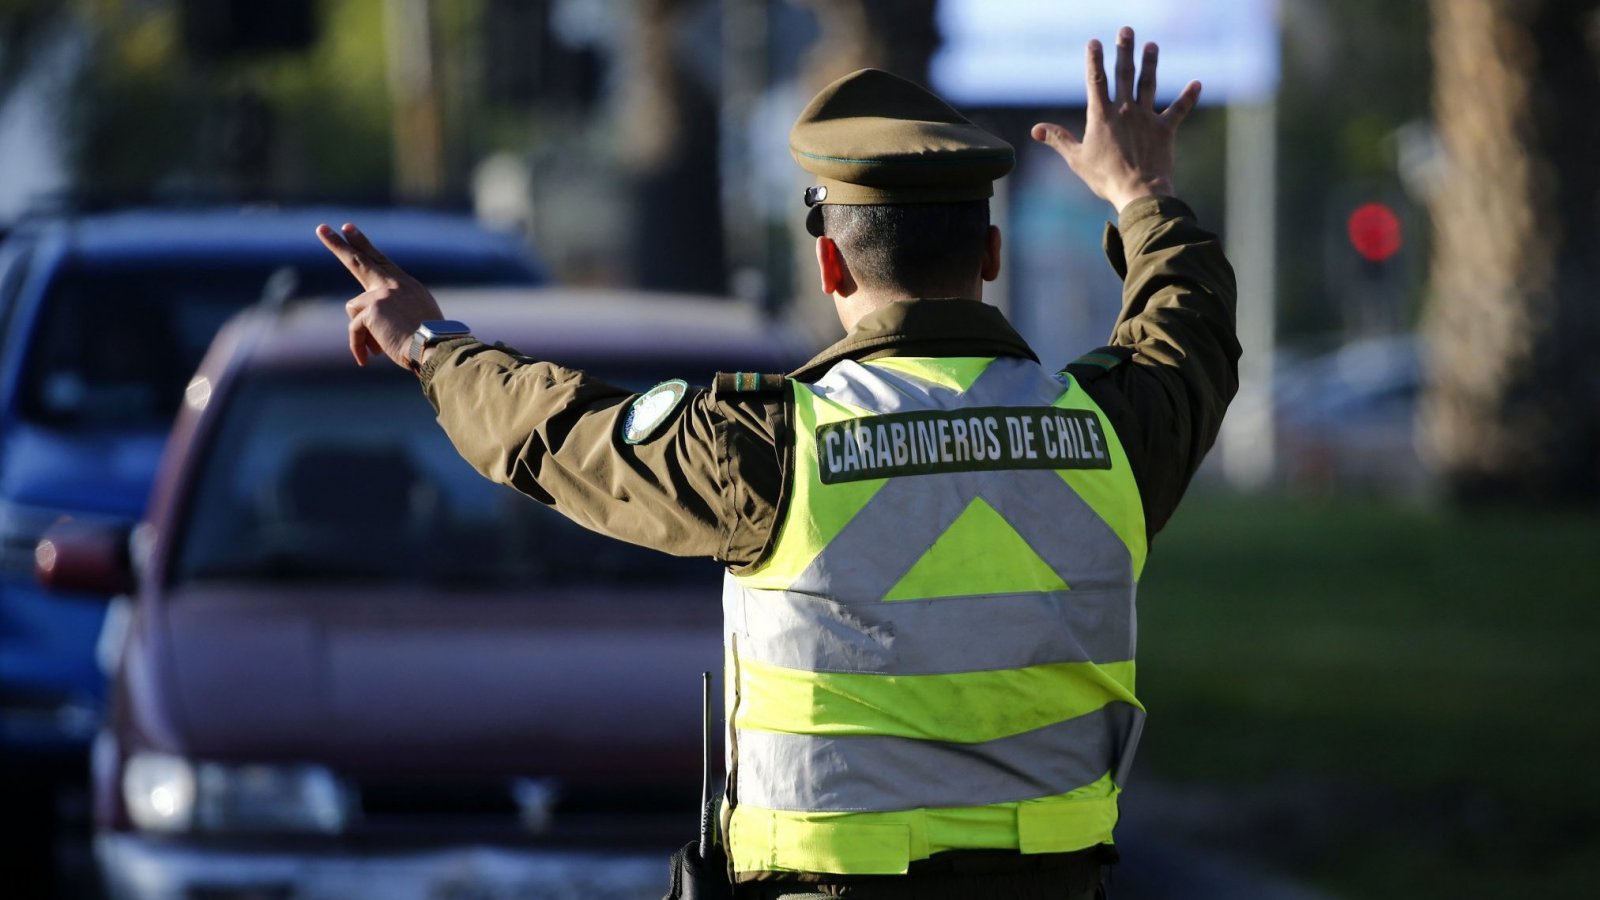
[712,371,787,401]
[623,379,689,445]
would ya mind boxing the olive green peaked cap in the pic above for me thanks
[790,68,1015,213]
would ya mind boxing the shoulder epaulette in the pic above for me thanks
[1063,346,1133,384]
[712,371,788,402]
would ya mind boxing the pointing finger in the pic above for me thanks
[317,224,381,290]
[1161,79,1203,127]
[1137,42,1159,109]
[313,220,355,269]
[1113,27,1135,105]
[340,223,394,271]
[1085,39,1109,112]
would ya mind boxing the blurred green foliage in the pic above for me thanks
[5,0,404,199]
[1139,492,1600,897]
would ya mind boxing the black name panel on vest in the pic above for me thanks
[816,407,1112,485]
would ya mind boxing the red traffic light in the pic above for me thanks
[1347,202,1403,263]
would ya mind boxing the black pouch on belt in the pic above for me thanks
[663,841,733,900]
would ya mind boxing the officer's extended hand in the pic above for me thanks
[316,222,444,369]
[1031,26,1201,213]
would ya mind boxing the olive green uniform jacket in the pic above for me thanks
[419,196,1238,568]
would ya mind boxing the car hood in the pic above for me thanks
[154,583,722,784]
[1,421,166,516]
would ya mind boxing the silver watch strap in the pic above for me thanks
[409,330,428,371]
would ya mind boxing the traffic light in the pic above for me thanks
[181,0,318,62]
[1339,199,1410,334]
[1347,201,1403,263]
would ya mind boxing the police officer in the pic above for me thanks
[320,26,1236,900]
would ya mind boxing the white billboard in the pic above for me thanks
[931,0,1280,107]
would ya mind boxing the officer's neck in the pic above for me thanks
[834,282,984,332]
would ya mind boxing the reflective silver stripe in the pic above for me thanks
[1112,708,1145,787]
[1000,468,1135,590]
[790,473,976,600]
[808,360,931,415]
[788,467,1132,601]
[957,356,1076,407]
[735,703,1145,812]
[729,585,1134,674]
[807,358,1069,416]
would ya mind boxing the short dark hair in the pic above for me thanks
[819,200,990,296]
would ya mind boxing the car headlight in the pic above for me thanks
[123,752,355,834]
[123,752,196,833]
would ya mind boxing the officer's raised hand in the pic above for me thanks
[316,222,444,368]
[1031,26,1202,212]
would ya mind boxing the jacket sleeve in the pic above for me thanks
[1082,196,1241,539]
[417,339,786,565]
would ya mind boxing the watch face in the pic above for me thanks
[419,320,471,340]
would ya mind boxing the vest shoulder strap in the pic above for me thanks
[1063,346,1133,385]
[713,371,788,402]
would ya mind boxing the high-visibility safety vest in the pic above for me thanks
[722,355,1147,877]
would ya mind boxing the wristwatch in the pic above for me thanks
[409,320,472,371]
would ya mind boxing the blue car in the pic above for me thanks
[0,206,543,767]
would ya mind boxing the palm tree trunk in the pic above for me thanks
[616,0,726,294]
[1421,0,1600,503]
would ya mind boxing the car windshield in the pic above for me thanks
[173,371,725,589]
[17,255,534,430]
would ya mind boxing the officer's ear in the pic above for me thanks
[816,235,856,297]
[981,225,1002,283]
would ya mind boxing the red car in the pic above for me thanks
[38,290,804,899]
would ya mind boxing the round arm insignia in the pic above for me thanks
[623,379,690,444]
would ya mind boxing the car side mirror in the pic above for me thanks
[35,518,136,597]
